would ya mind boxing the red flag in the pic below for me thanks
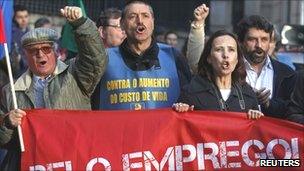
[0,8,5,43]
[21,109,303,170]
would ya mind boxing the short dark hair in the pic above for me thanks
[121,0,154,21]
[236,15,274,42]
[14,4,28,13]
[198,30,247,85]
[164,30,178,39]
[13,5,29,27]
[34,17,51,28]
[96,8,122,28]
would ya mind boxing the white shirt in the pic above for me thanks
[244,56,274,98]
[220,89,231,101]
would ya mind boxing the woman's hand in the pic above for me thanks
[172,103,194,112]
[247,109,264,120]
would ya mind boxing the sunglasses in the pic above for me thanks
[26,46,53,56]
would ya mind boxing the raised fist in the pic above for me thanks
[60,6,83,22]
[193,4,209,24]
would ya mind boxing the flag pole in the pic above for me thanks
[3,42,25,152]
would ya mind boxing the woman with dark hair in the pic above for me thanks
[173,30,263,119]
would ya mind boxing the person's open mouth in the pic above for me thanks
[222,61,230,69]
[38,61,47,66]
[254,49,264,56]
[136,25,146,34]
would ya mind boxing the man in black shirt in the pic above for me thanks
[92,0,191,110]
[287,70,304,124]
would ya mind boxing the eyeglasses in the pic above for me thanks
[105,24,121,29]
[25,46,53,56]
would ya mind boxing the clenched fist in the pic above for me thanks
[60,6,83,22]
[193,4,209,26]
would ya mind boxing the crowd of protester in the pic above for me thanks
[0,0,303,170]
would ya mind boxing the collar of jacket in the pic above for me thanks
[119,37,159,70]
[187,75,253,97]
[270,57,295,78]
[14,59,68,91]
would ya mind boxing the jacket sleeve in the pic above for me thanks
[177,91,193,105]
[173,48,192,89]
[261,72,297,118]
[177,84,198,107]
[70,17,108,97]
[186,25,205,74]
[287,71,304,124]
[262,99,288,118]
[243,84,260,111]
[0,88,15,147]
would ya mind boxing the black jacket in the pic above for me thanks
[178,75,259,112]
[261,59,296,118]
[119,39,191,86]
[91,39,192,109]
[287,70,304,124]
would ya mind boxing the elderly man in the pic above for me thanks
[96,8,126,48]
[0,6,107,170]
[91,0,191,110]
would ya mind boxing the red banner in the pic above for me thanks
[21,109,303,171]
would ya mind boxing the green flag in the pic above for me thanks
[61,0,87,53]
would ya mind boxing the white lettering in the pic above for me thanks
[29,165,46,171]
[143,147,175,170]
[242,140,266,167]
[197,143,205,170]
[204,142,220,169]
[122,152,143,171]
[86,157,111,171]
[266,139,291,159]
[175,145,197,170]
[291,138,299,159]
[226,141,241,168]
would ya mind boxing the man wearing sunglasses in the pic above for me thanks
[0,6,108,170]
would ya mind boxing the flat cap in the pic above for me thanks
[21,28,58,47]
